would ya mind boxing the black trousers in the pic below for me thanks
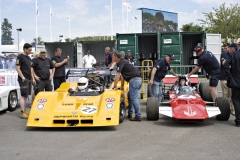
[53,76,66,90]
[34,79,52,95]
[232,88,240,124]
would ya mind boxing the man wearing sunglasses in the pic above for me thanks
[188,46,220,104]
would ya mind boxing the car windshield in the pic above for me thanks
[178,86,194,95]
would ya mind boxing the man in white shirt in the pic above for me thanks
[82,50,96,68]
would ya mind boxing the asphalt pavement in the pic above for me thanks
[0,99,240,160]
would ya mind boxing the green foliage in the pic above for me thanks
[74,36,116,42]
[31,36,44,46]
[1,18,14,45]
[198,3,240,41]
[181,23,203,32]
[142,12,155,21]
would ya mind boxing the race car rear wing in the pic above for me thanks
[162,75,199,85]
[66,68,116,79]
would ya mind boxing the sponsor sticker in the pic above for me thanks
[106,103,114,109]
[36,104,44,110]
[105,98,115,102]
[81,106,98,114]
[37,98,48,103]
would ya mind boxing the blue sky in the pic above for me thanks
[1,0,239,44]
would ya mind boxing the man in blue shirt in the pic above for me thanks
[149,54,178,103]
[188,46,220,103]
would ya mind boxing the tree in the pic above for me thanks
[31,36,44,46]
[1,18,14,45]
[198,3,240,42]
[181,23,203,32]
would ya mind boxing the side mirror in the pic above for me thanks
[99,86,104,93]
[68,88,74,94]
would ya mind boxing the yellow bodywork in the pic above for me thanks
[27,81,129,127]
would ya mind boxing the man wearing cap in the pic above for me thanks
[51,48,69,90]
[82,50,96,68]
[112,51,142,121]
[31,50,55,95]
[224,43,240,127]
[149,54,178,103]
[237,42,240,51]
[188,46,220,103]
[124,50,134,65]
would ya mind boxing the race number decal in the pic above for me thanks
[81,106,98,114]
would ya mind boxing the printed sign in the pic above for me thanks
[81,106,98,114]
[120,40,128,44]
[0,76,7,85]
[163,39,172,44]
[37,98,48,103]
[105,98,115,102]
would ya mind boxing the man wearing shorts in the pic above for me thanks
[188,46,220,103]
[16,43,36,119]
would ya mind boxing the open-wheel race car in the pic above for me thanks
[146,75,230,121]
[27,68,129,127]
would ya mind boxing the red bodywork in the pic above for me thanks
[160,76,218,121]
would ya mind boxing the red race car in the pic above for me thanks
[146,75,230,121]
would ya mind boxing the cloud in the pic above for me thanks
[191,0,238,6]
[16,0,32,2]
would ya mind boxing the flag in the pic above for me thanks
[122,0,128,6]
[36,0,39,16]
[127,5,130,12]
[133,14,137,19]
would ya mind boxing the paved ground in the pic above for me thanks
[0,99,239,160]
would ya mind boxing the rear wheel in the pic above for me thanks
[147,84,152,97]
[146,97,159,120]
[216,97,230,121]
[199,81,213,102]
[8,91,18,111]
[119,99,126,123]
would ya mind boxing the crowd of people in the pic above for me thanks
[2,41,240,127]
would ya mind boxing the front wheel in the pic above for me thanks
[8,91,18,111]
[216,97,230,121]
[119,99,126,123]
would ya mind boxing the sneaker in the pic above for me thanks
[20,112,28,119]
[24,109,30,115]
[127,115,132,119]
[130,117,142,121]
[235,124,240,127]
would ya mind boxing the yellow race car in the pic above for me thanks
[27,68,129,127]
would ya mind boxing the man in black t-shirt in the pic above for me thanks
[112,51,142,121]
[149,54,178,103]
[51,48,69,90]
[188,46,220,103]
[32,50,55,95]
[16,43,36,119]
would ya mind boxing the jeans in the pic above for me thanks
[151,81,162,103]
[128,77,142,118]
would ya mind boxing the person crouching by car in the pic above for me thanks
[112,51,142,121]
[31,50,55,96]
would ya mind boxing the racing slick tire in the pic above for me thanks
[147,84,152,97]
[216,97,230,121]
[146,97,159,120]
[199,81,213,102]
[119,99,126,123]
[8,91,18,111]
